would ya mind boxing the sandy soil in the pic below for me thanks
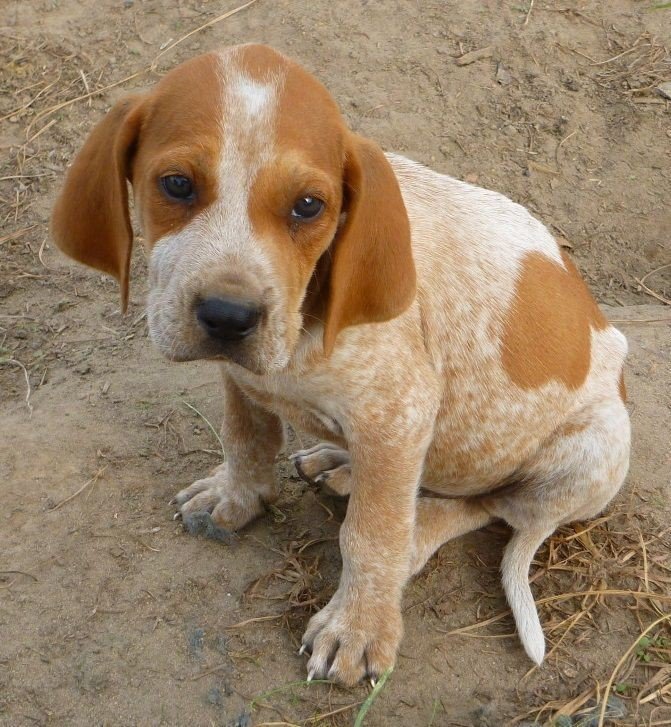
[1,1,670,725]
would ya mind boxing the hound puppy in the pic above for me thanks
[51,44,630,685]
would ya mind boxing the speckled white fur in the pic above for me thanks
[172,150,629,675]
[132,50,629,683]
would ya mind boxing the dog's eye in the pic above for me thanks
[161,174,194,201]
[291,196,324,221]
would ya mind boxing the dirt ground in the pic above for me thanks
[1,1,670,725]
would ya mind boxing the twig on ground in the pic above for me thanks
[149,0,259,70]
[523,0,535,27]
[635,277,671,306]
[640,263,671,286]
[439,589,671,636]
[48,466,107,511]
[1,358,33,414]
[225,614,284,629]
[0,225,37,245]
[181,399,225,456]
[0,570,38,581]
[555,129,578,164]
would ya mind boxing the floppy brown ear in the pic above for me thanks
[323,133,416,354]
[50,95,145,312]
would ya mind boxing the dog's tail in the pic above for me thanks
[501,529,552,665]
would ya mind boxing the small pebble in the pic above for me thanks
[187,627,205,658]
[206,687,224,706]
[496,63,513,86]
[657,81,671,100]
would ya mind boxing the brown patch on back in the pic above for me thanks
[560,250,609,329]
[502,251,608,390]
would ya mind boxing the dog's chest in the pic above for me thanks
[230,367,346,446]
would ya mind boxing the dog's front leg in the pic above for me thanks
[173,372,283,532]
[301,429,427,686]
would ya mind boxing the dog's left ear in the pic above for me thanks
[50,95,146,313]
[323,133,416,354]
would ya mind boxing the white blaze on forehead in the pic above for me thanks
[217,49,283,176]
[183,50,285,262]
[233,76,273,117]
[149,52,285,276]
[147,51,298,371]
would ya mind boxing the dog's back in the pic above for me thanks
[388,153,627,495]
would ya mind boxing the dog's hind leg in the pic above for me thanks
[409,498,492,575]
[484,396,630,665]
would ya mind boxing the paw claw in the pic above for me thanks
[307,669,315,683]
[298,644,307,656]
[294,460,317,487]
[173,474,266,533]
[169,497,177,505]
[302,596,401,686]
[173,511,182,521]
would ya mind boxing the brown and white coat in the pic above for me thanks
[51,45,630,686]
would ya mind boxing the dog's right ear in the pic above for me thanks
[50,95,146,312]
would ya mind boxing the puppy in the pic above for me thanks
[51,44,630,686]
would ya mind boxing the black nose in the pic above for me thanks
[196,297,261,342]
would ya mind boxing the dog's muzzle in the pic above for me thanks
[195,296,263,342]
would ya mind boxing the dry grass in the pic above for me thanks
[443,516,671,725]
[594,32,671,97]
[556,29,671,107]
[217,529,357,725]
[222,510,671,725]
[48,465,108,511]
[242,534,335,648]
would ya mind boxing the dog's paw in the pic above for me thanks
[300,592,402,686]
[171,475,264,532]
[291,444,352,496]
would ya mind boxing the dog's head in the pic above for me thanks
[51,45,415,373]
